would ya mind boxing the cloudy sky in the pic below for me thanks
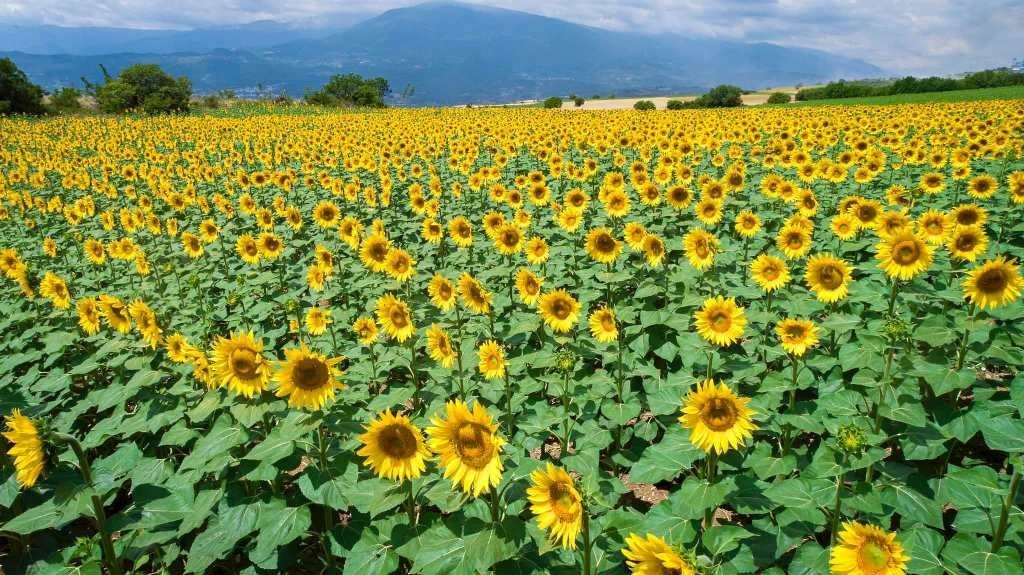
[2,0,1021,75]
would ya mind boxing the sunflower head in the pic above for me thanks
[477,340,507,379]
[538,289,580,334]
[527,463,583,550]
[588,305,618,343]
[963,257,1023,310]
[776,318,819,357]
[805,254,853,303]
[353,317,379,345]
[3,409,44,488]
[679,379,757,454]
[210,331,270,398]
[623,533,696,575]
[830,522,909,575]
[357,409,430,482]
[274,345,344,410]
[515,268,544,306]
[426,324,458,368]
[375,294,416,342]
[428,273,457,311]
[876,231,932,281]
[694,296,747,347]
[585,227,621,264]
[947,225,988,262]
[426,400,505,496]
[459,273,492,314]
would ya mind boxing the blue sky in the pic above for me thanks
[2,0,1021,75]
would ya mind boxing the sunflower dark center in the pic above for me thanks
[892,241,920,264]
[378,423,418,459]
[956,234,977,251]
[454,422,495,469]
[596,234,615,252]
[858,539,890,571]
[708,309,731,332]
[292,357,330,391]
[549,482,580,520]
[956,211,979,225]
[977,268,1009,294]
[701,397,738,431]
[230,348,259,379]
[817,265,843,289]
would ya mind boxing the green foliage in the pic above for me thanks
[766,92,791,105]
[95,63,192,114]
[305,74,390,108]
[47,87,83,114]
[573,96,585,107]
[796,69,1024,101]
[542,96,563,109]
[0,57,45,115]
[672,85,744,109]
[633,99,657,111]
[666,99,686,110]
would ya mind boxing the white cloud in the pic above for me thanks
[2,0,1021,75]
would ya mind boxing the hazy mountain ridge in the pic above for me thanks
[1,2,883,105]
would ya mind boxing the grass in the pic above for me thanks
[792,84,1024,106]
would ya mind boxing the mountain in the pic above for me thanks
[1,2,883,105]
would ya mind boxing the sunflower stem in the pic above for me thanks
[886,279,900,316]
[581,502,593,575]
[406,479,418,526]
[781,356,799,456]
[407,337,421,408]
[488,485,501,525]
[705,350,714,381]
[830,465,845,545]
[317,426,337,568]
[503,368,515,438]
[703,451,718,528]
[991,464,1020,552]
[454,306,466,397]
[955,303,977,370]
[54,433,123,575]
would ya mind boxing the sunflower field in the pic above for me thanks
[1,100,1023,575]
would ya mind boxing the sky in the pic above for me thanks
[1,0,1022,76]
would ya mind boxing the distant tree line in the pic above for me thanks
[667,85,744,109]
[795,69,1024,101]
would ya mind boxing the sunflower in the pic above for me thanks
[42,237,57,258]
[181,232,204,258]
[642,234,666,267]
[360,234,391,273]
[199,219,219,243]
[305,307,331,336]
[966,174,997,199]
[875,212,911,240]
[426,324,458,368]
[515,268,544,306]
[527,464,583,550]
[748,254,789,292]
[918,171,945,195]
[211,331,271,398]
[556,208,584,233]
[76,297,102,335]
[683,228,718,271]
[421,217,444,244]
[426,400,505,496]
[357,409,430,482]
[459,273,492,314]
[585,227,621,264]
[477,340,506,379]
[375,294,416,342]
[694,198,723,226]
[694,296,746,347]
[538,289,580,333]
[916,211,949,244]
[491,223,523,256]
[428,273,457,311]
[666,185,693,209]
[876,231,932,281]
[384,248,416,283]
[949,204,986,228]
[624,222,648,251]
[99,295,132,333]
[257,232,284,260]
[831,213,858,241]
[525,236,550,264]
[851,199,882,229]
[312,200,340,228]
[588,305,618,343]
[678,379,756,454]
[946,225,988,262]
[236,234,261,265]
[829,522,909,575]
[84,239,106,265]
[734,211,761,238]
[353,317,379,345]
[273,345,344,410]
[622,533,695,575]
[805,254,854,303]
[776,225,812,260]
[963,257,1023,309]
[306,264,327,292]
[776,318,819,357]
[129,299,162,349]
[39,272,70,309]
[3,410,44,488]
[165,332,194,363]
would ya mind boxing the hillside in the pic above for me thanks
[1,2,883,105]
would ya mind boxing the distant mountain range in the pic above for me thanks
[1,2,883,106]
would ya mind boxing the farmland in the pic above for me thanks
[1,100,1023,575]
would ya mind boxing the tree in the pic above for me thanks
[542,96,563,109]
[702,85,743,107]
[573,96,585,107]
[666,99,686,110]
[766,92,791,105]
[633,99,657,111]
[95,63,191,114]
[0,57,45,115]
[306,74,389,108]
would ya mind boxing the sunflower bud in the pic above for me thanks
[882,314,911,344]
[836,423,868,456]
[284,298,298,313]
[554,350,577,374]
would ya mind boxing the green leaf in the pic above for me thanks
[343,529,401,575]
[702,525,754,556]
[903,526,949,575]
[880,481,943,529]
[250,503,311,565]
[184,502,260,573]
[979,416,1024,452]
[628,427,704,484]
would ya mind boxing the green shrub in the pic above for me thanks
[542,96,563,109]
[305,74,389,108]
[95,64,191,114]
[766,92,791,105]
[0,57,45,115]
[48,87,82,113]
[573,96,585,107]
[633,99,656,111]
[666,99,686,110]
